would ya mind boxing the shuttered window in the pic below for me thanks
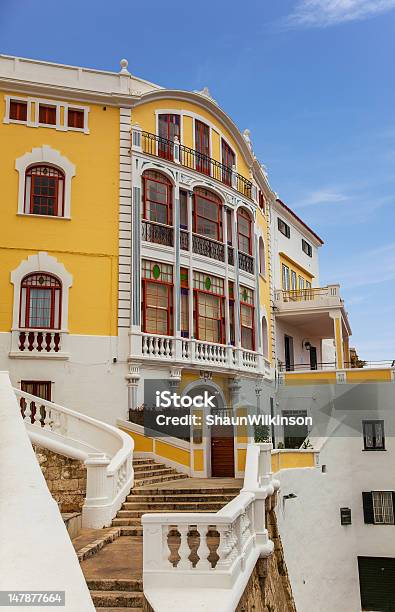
[362,491,395,524]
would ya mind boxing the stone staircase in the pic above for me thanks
[77,457,241,610]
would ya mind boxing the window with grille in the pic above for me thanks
[193,187,222,241]
[240,285,254,350]
[68,108,84,129]
[237,208,252,255]
[142,170,172,225]
[20,273,62,329]
[25,165,65,216]
[142,261,173,335]
[278,217,290,238]
[363,420,385,450]
[39,104,56,125]
[10,100,28,122]
[373,492,394,524]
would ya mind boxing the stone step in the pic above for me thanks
[110,523,143,534]
[114,508,223,522]
[131,486,240,496]
[95,609,142,612]
[124,493,235,503]
[133,458,156,465]
[90,591,143,608]
[133,462,169,473]
[134,466,178,477]
[87,579,143,592]
[119,526,145,536]
[134,474,188,486]
[120,501,226,511]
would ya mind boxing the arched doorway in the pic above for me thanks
[184,382,235,478]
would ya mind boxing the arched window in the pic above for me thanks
[237,208,252,255]
[259,237,266,276]
[142,170,172,226]
[20,273,62,329]
[262,316,269,359]
[25,165,65,217]
[193,187,222,241]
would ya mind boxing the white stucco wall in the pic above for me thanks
[276,433,395,612]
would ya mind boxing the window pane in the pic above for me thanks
[68,109,84,129]
[10,100,27,121]
[364,423,374,448]
[375,422,384,448]
[180,191,188,228]
[39,105,56,125]
[28,288,52,328]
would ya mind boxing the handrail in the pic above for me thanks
[1,372,95,611]
[142,443,279,611]
[14,387,134,529]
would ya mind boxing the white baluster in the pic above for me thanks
[176,524,191,569]
[23,399,32,424]
[142,336,148,355]
[197,524,211,570]
[43,405,51,430]
[216,524,233,570]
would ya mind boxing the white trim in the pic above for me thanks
[15,145,76,218]
[10,251,73,330]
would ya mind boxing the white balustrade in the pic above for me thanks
[142,334,174,358]
[142,443,280,610]
[14,388,134,529]
[242,349,258,369]
[10,329,69,358]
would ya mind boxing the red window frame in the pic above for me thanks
[142,170,172,226]
[193,187,222,241]
[195,120,210,175]
[25,165,65,217]
[142,278,173,336]
[10,100,28,121]
[237,208,252,255]
[240,298,255,351]
[20,273,62,330]
[158,114,180,160]
[221,139,235,186]
[68,108,84,129]
[39,104,56,125]
[193,287,225,344]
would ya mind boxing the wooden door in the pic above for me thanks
[211,411,234,477]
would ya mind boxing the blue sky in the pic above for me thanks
[1,0,395,361]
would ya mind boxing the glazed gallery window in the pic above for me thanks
[195,120,210,174]
[142,170,172,226]
[25,165,65,217]
[240,285,255,350]
[20,273,62,329]
[193,272,225,344]
[142,261,173,336]
[363,420,385,450]
[158,114,180,160]
[193,187,222,241]
[221,139,235,186]
[237,208,252,255]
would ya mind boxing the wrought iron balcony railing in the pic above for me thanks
[142,219,174,247]
[192,233,225,262]
[139,130,254,200]
[238,251,254,274]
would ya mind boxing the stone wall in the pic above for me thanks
[33,445,87,512]
[236,496,297,612]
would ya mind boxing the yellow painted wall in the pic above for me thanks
[237,448,246,472]
[285,371,338,385]
[132,98,251,180]
[121,429,154,453]
[271,451,315,472]
[155,440,190,467]
[279,253,313,289]
[0,91,119,335]
[346,369,393,383]
[193,449,204,472]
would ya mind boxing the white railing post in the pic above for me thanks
[131,123,142,151]
[82,453,111,529]
[173,135,180,163]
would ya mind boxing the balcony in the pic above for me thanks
[9,329,69,359]
[238,251,254,274]
[136,129,254,200]
[192,233,225,262]
[274,285,342,312]
[137,333,264,374]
